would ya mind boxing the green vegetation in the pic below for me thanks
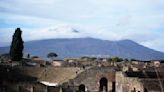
[27,54,30,59]
[107,57,123,65]
[10,28,24,61]
[47,52,58,61]
[124,58,129,62]
[81,56,97,61]
[81,56,90,60]
[112,57,123,62]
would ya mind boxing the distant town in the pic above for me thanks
[0,28,164,92]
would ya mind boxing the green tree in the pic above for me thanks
[112,57,119,62]
[110,57,123,65]
[27,54,30,59]
[47,52,58,61]
[107,58,112,65]
[124,58,129,62]
[90,57,97,61]
[10,28,24,61]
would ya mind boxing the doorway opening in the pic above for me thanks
[79,84,85,92]
[100,77,108,92]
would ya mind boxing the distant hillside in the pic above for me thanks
[0,38,164,60]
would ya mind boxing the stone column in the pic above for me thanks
[30,86,33,92]
[59,86,62,92]
[45,86,48,92]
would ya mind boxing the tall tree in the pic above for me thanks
[10,28,24,61]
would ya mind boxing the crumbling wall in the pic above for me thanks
[116,72,144,92]
[66,67,116,92]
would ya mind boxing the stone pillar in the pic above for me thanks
[45,86,48,92]
[16,85,19,92]
[30,86,33,92]
[103,86,106,92]
[59,87,62,92]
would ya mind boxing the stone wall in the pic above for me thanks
[6,82,47,92]
[116,72,144,92]
[6,82,74,92]
[65,67,116,92]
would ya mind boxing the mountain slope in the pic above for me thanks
[0,38,164,60]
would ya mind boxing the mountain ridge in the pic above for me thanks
[0,37,164,60]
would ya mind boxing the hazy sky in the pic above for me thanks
[0,0,164,52]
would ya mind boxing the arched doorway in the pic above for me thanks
[144,88,148,92]
[100,77,108,92]
[79,84,85,92]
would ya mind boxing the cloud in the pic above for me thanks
[0,0,164,52]
[0,12,67,28]
[21,24,87,41]
[0,24,164,52]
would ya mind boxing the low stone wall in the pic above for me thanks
[6,82,77,92]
